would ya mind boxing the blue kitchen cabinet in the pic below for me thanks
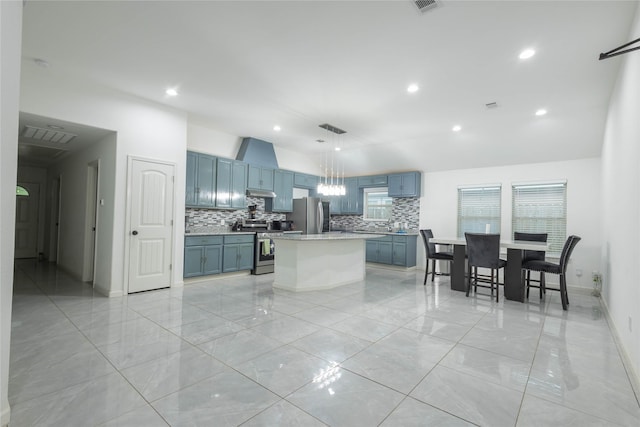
[392,235,417,267]
[266,169,294,212]
[388,172,421,197]
[325,195,342,215]
[340,177,362,214]
[222,234,254,272]
[184,235,223,277]
[185,151,217,207]
[357,174,388,187]
[293,172,319,189]
[366,236,393,263]
[247,165,274,191]
[186,151,198,206]
[216,158,247,209]
[366,234,417,267]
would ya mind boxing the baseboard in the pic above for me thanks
[172,280,184,288]
[600,296,640,405]
[93,284,123,298]
[366,263,416,272]
[1,404,10,427]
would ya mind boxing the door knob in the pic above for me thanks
[132,230,138,236]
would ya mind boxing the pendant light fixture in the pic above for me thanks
[317,123,346,196]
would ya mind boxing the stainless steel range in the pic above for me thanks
[236,219,277,275]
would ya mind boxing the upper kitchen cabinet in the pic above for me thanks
[186,151,217,208]
[247,165,274,191]
[266,169,294,212]
[388,172,421,197]
[293,172,319,189]
[215,158,247,209]
[340,177,363,214]
[357,174,388,187]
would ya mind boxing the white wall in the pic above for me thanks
[1,1,22,424]
[600,4,640,392]
[187,120,319,174]
[20,67,188,296]
[420,157,601,289]
[45,133,116,294]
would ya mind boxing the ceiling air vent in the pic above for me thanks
[21,125,77,144]
[414,0,440,14]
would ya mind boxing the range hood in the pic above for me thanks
[246,189,276,198]
[237,137,279,198]
[236,137,279,169]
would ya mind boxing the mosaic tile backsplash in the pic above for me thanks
[185,197,286,231]
[331,197,420,231]
[186,196,420,232]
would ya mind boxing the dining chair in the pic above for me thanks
[465,233,506,302]
[520,235,581,310]
[419,229,454,285]
[514,232,548,299]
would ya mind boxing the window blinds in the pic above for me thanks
[457,186,501,237]
[512,183,567,255]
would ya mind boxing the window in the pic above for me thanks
[457,185,502,237]
[512,182,567,255]
[363,188,392,221]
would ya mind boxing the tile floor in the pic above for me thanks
[9,259,640,426]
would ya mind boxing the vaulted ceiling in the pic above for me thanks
[19,1,638,174]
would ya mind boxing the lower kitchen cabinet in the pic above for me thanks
[222,234,255,272]
[366,234,417,267]
[184,236,223,278]
[366,236,393,264]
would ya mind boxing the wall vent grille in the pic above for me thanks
[414,0,440,13]
[22,125,77,144]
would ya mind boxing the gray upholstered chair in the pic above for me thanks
[514,232,548,299]
[520,235,581,310]
[465,233,506,302]
[420,229,454,285]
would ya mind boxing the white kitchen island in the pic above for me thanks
[271,233,383,292]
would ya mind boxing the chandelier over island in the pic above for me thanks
[317,123,346,196]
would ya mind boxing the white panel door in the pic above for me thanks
[128,159,175,293]
[15,182,39,259]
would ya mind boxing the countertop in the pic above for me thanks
[185,227,303,237]
[271,232,386,241]
[351,230,419,236]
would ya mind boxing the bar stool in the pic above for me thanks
[514,232,548,299]
[465,233,506,302]
[420,229,454,285]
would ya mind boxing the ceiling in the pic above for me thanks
[19,1,638,174]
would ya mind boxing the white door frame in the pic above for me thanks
[83,160,100,283]
[123,155,176,294]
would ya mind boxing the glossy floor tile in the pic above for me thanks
[8,259,640,426]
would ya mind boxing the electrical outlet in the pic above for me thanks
[576,269,582,277]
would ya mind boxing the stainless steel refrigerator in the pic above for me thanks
[287,197,330,234]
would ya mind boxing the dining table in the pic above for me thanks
[429,237,550,302]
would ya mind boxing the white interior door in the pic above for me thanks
[128,159,175,293]
[15,182,40,259]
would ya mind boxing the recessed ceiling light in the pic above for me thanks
[452,125,462,132]
[165,88,178,97]
[407,84,419,93]
[535,109,547,116]
[519,49,536,59]
[334,147,341,151]
[273,125,281,132]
